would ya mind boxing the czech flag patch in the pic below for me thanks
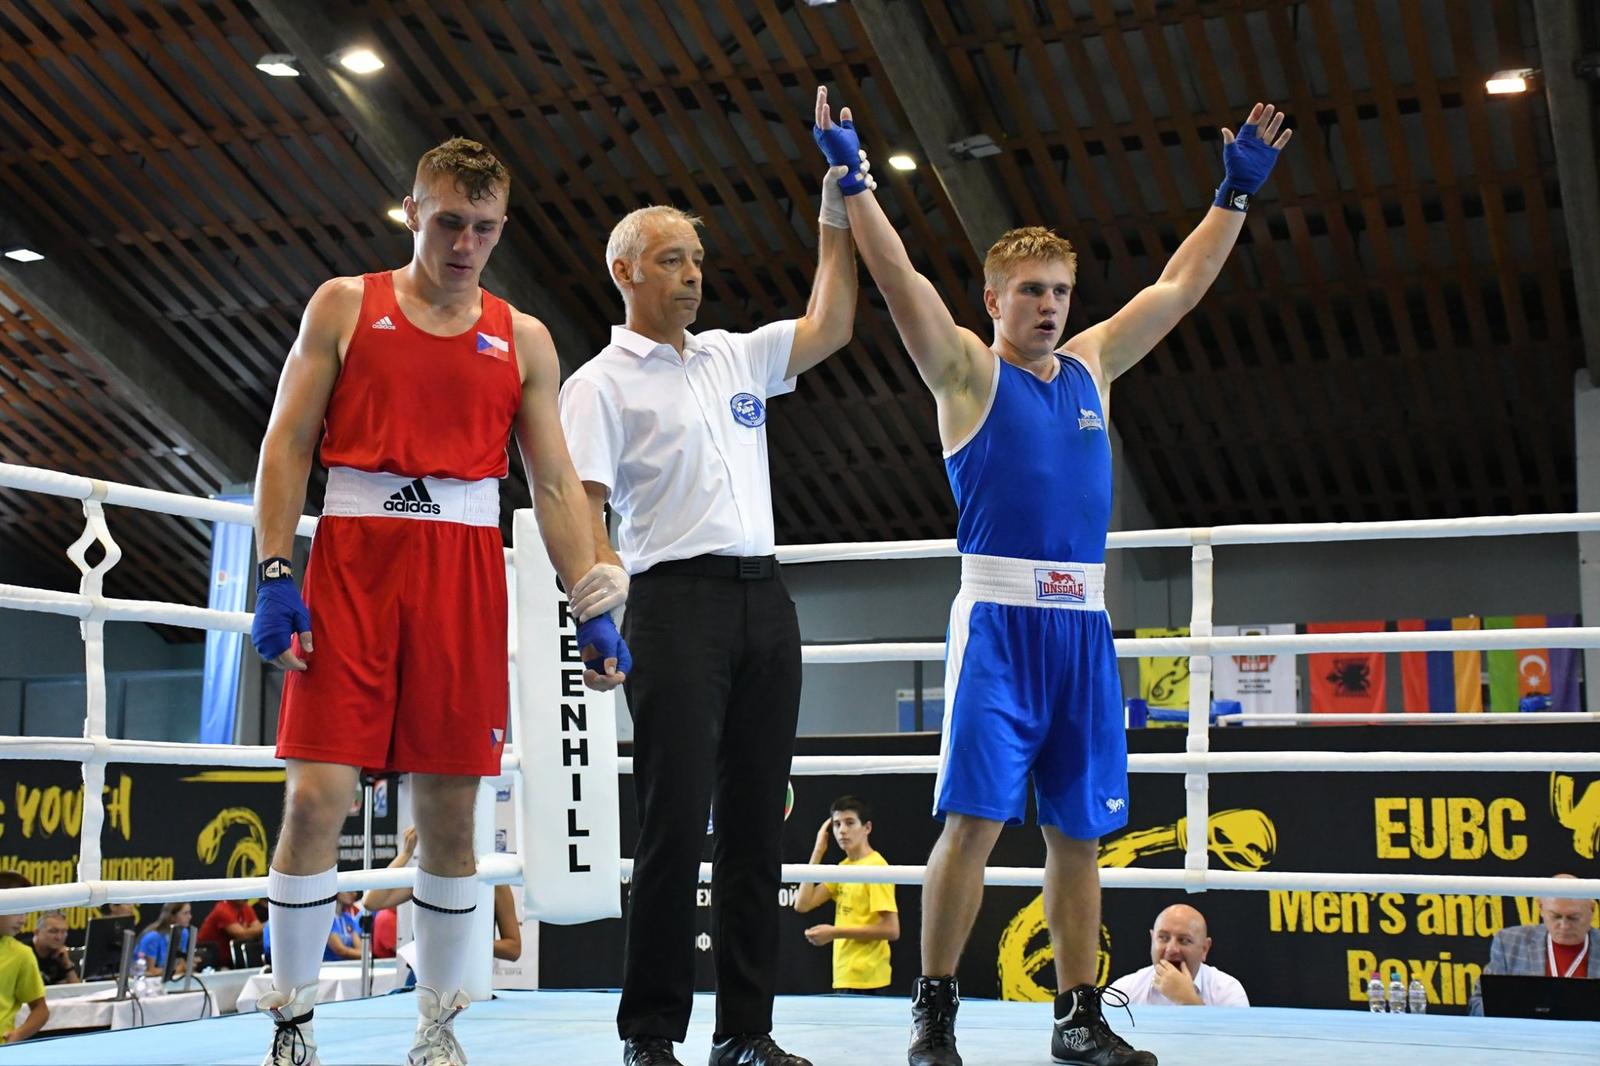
[476,332,510,361]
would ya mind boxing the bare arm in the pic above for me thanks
[786,215,857,377]
[255,277,355,561]
[325,931,362,960]
[362,826,418,912]
[511,312,598,593]
[793,818,835,914]
[835,912,900,942]
[5,998,47,1043]
[583,482,622,569]
[1067,103,1291,388]
[491,883,522,962]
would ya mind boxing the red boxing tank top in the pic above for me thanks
[319,271,522,480]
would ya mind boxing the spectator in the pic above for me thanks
[0,872,48,1044]
[18,911,79,985]
[362,826,522,963]
[793,795,899,991]
[136,902,193,977]
[197,899,264,969]
[325,893,363,962]
[1109,904,1249,1006]
[1471,874,1598,1016]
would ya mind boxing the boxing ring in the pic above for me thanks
[0,459,1597,1064]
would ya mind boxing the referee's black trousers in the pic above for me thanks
[616,561,802,1041]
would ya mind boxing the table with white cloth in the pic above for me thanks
[28,968,262,1033]
[236,960,402,1013]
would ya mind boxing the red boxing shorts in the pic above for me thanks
[277,467,508,777]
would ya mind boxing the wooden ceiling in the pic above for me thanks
[0,0,1588,616]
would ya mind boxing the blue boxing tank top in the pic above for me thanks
[943,352,1113,563]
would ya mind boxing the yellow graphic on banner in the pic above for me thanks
[198,807,270,879]
[996,809,1277,1001]
[1135,627,1189,709]
[1551,772,1600,858]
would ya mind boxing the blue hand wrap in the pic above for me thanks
[813,119,868,196]
[577,615,632,676]
[251,577,310,662]
[1213,121,1281,210]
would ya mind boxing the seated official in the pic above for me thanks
[1471,874,1598,1016]
[135,902,192,976]
[1109,904,1249,1007]
[196,899,263,969]
[17,912,79,986]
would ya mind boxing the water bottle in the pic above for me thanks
[130,955,148,997]
[1407,977,1426,1015]
[1367,970,1386,1012]
[1387,971,1406,1014]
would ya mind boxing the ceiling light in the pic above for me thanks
[3,247,44,262]
[255,53,299,77]
[386,207,408,224]
[1485,68,1536,95]
[336,48,385,75]
[887,153,917,172]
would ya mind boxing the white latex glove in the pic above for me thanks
[569,562,629,622]
[819,151,875,229]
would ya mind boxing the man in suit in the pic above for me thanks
[1470,874,1598,1015]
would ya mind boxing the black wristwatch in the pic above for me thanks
[258,556,294,582]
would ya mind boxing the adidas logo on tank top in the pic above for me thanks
[383,478,441,515]
[371,314,396,330]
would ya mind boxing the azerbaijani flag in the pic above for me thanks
[1398,617,1484,713]
[1484,614,1581,712]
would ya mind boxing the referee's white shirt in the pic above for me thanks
[559,321,798,575]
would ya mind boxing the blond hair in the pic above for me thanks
[604,205,703,294]
[413,136,509,204]
[983,226,1078,293]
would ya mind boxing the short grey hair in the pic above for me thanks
[39,910,68,924]
[604,205,702,295]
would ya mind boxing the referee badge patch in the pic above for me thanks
[1034,567,1087,603]
[729,392,766,427]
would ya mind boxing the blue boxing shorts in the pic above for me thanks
[933,553,1130,839]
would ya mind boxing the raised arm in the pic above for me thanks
[1067,102,1292,387]
[813,87,978,397]
[786,158,858,376]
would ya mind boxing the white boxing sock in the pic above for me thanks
[267,866,338,994]
[413,870,478,996]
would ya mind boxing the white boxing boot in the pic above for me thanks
[258,983,321,1066]
[406,985,471,1066]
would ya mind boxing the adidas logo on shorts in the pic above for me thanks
[384,478,442,515]
[371,315,396,330]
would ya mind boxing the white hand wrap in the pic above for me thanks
[819,151,876,229]
[569,562,629,622]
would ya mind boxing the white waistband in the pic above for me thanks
[322,467,500,527]
[959,553,1106,610]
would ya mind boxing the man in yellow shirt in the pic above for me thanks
[0,872,49,1044]
[794,796,900,991]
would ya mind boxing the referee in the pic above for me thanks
[559,159,860,1066]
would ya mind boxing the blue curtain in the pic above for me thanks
[199,498,253,744]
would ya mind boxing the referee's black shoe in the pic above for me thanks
[623,1036,684,1066]
[707,1033,811,1066]
[1051,984,1158,1065]
[907,975,962,1066]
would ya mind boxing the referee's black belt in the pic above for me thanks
[642,554,778,580]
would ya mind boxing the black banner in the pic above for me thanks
[0,762,396,938]
[540,723,1600,1014]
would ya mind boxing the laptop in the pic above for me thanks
[1480,974,1600,1021]
[80,915,135,981]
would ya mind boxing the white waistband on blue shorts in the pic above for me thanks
[321,467,500,527]
[959,553,1106,610]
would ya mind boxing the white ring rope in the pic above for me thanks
[3,458,1600,918]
